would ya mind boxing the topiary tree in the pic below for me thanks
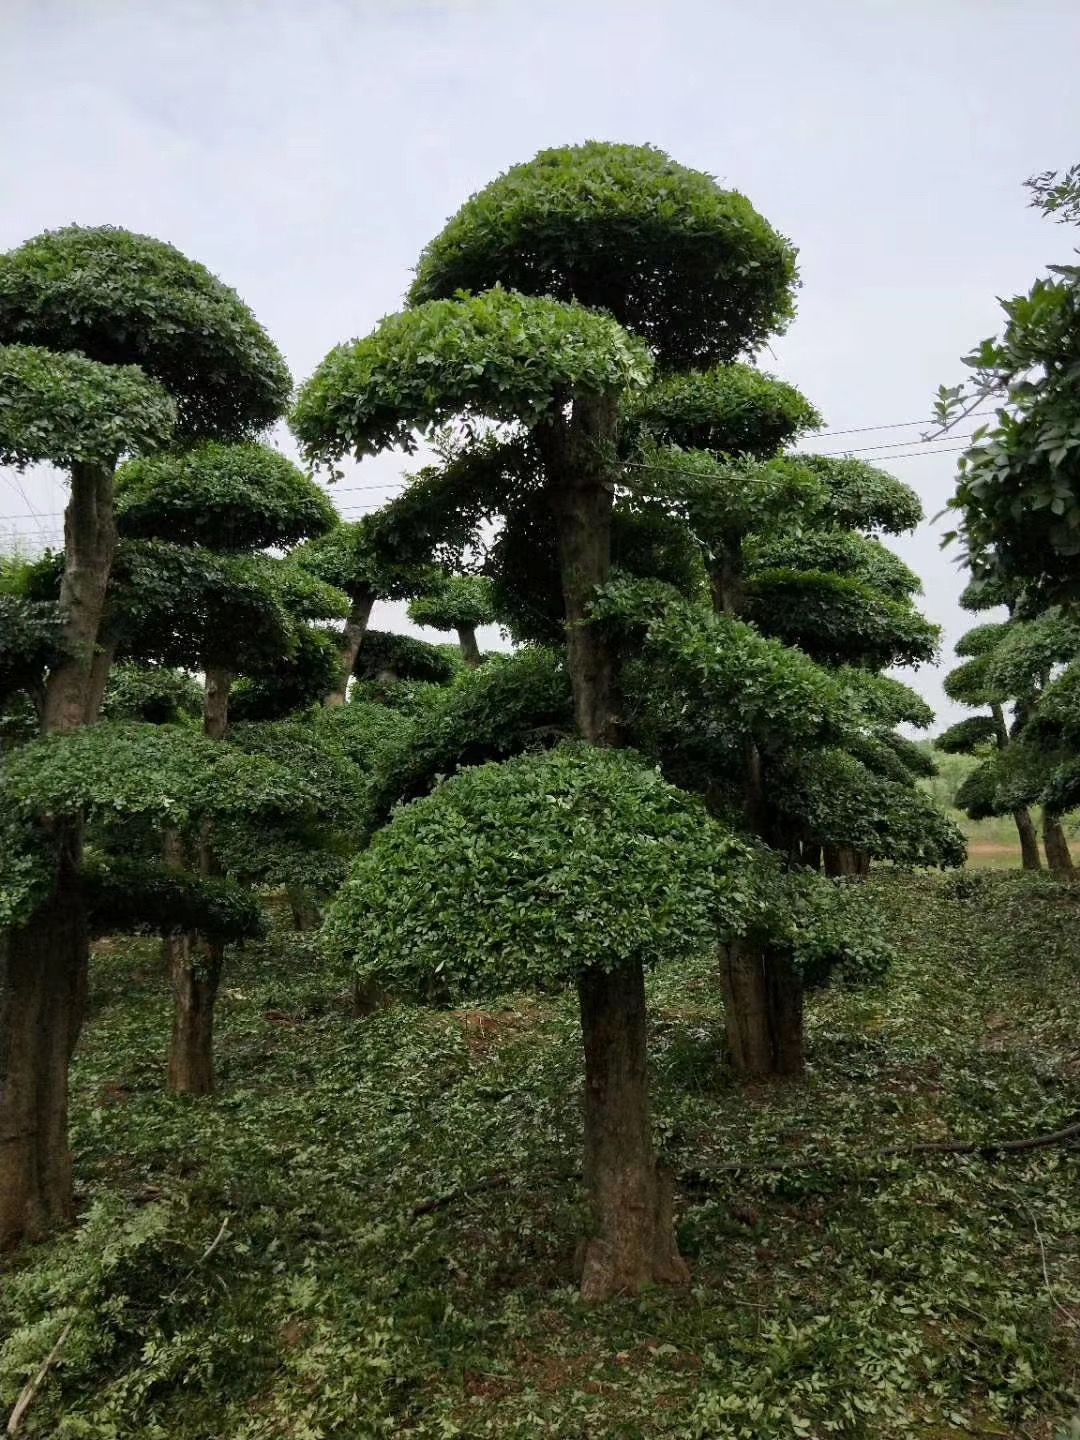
[407,573,496,667]
[104,443,343,1093]
[408,142,797,371]
[294,142,800,1294]
[0,226,289,1249]
[941,599,1080,876]
[938,603,1042,870]
[322,744,760,1300]
[604,404,942,1076]
[350,629,458,688]
[0,721,310,1245]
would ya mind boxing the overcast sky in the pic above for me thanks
[2,0,1079,723]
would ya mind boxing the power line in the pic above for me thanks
[813,411,993,439]
[0,426,979,528]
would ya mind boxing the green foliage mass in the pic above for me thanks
[833,669,935,730]
[953,621,1009,658]
[0,592,66,701]
[409,141,798,370]
[952,268,1080,598]
[362,435,534,581]
[0,226,291,439]
[747,530,922,600]
[628,365,820,456]
[0,722,316,927]
[408,574,497,632]
[633,449,828,556]
[291,287,652,466]
[983,611,1080,697]
[1,721,314,834]
[84,856,267,943]
[603,587,854,764]
[757,868,897,990]
[743,569,940,670]
[936,714,999,754]
[324,744,757,1000]
[100,663,204,725]
[0,344,176,469]
[358,647,573,837]
[774,749,967,869]
[109,541,348,674]
[116,443,337,551]
[309,699,404,772]
[208,720,368,897]
[790,455,924,535]
[486,494,705,647]
[352,629,457,684]
[227,626,345,722]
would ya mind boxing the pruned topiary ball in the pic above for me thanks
[409,142,799,370]
[322,744,758,1001]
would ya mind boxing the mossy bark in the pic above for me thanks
[167,941,222,1096]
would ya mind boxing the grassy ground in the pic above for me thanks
[1,872,1078,1439]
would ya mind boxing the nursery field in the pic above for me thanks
[2,871,1078,1440]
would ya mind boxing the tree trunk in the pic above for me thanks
[456,624,483,669]
[577,962,688,1301]
[325,590,375,707]
[1042,810,1075,878]
[720,942,805,1080]
[1013,807,1042,871]
[202,664,233,741]
[802,843,822,872]
[763,949,805,1076]
[542,396,620,746]
[286,884,321,932]
[719,940,772,1078]
[823,844,863,878]
[0,870,87,1250]
[42,462,117,734]
[166,941,222,1097]
[707,537,745,618]
[1,463,111,1248]
[82,631,120,725]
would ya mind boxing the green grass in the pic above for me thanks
[1,873,1079,1438]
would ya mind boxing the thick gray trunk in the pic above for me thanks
[577,962,688,1300]
[202,665,233,741]
[720,941,805,1080]
[42,461,117,735]
[1042,810,1075,878]
[456,624,483,669]
[1013,807,1042,871]
[542,396,620,747]
[0,858,87,1250]
[166,941,222,1096]
[325,590,375,707]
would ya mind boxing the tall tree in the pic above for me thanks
[294,141,798,1298]
[107,442,342,1092]
[0,226,289,1247]
[408,573,496,667]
